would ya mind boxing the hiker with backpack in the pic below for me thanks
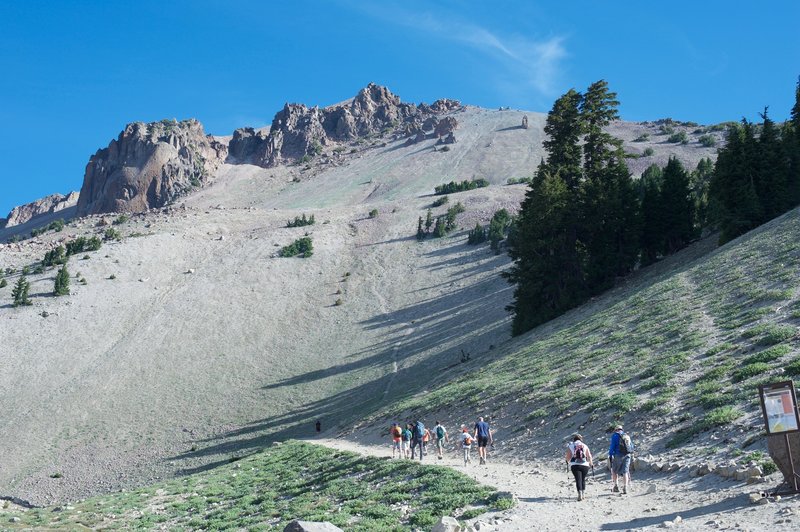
[458,425,473,466]
[433,421,449,460]
[473,417,493,465]
[422,426,431,456]
[390,423,403,459]
[410,420,426,461]
[565,433,594,501]
[401,423,413,459]
[609,425,634,494]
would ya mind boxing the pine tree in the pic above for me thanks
[433,216,447,238]
[505,171,583,334]
[659,157,696,254]
[579,81,638,290]
[690,158,714,229]
[755,107,790,219]
[12,275,32,306]
[710,121,762,244]
[54,264,70,296]
[467,222,486,245]
[416,217,426,241]
[639,165,664,266]
[488,209,512,251]
[540,89,583,190]
[424,209,434,233]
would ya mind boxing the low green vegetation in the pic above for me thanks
[667,131,689,144]
[431,195,449,207]
[279,237,313,258]
[506,177,532,185]
[30,218,65,237]
[287,214,315,228]
[12,441,508,530]
[12,275,32,306]
[368,209,379,218]
[54,264,70,296]
[434,178,489,195]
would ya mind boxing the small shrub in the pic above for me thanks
[434,178,489,195]
[432,196,449,207]
[108,274,116,280]
[506,177,532,185]
[732,362,771,383]
[744,345,791,365]
[642,147,654,156]
[0,278,6,288]
[761,460,778,475]
[279,237,313,258]
[22,265,30,275]
[368,209,379,218]
[334,298,343,306]
[104,228,122,241]
[758,325,796,346]
[633,133,650,142]
[112,214,130,225]
[784,358,800,376]
[668,131,688,144]
[50,472,63,479]
[698,134,716,147]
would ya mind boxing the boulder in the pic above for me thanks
[522,115,529,129]
[431,516,461,532]
[434,116,458,138]
[283,520,343,532]
[697,463,713,476]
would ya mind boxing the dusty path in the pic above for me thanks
[311,437,797,531]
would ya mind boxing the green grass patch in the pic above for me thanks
[13,441,508,530]
[667,406,743,448]
[743,344,792,365]
[732,362,772,383]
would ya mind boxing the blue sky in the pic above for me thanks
[1,1,799,216]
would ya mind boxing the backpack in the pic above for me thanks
[436,426,445,440]
[619,433,634,455]
[463,434,473,446]
[392,426,402,438]
[572,442,586,461]
[415,421,425,440]
[402,429,411,441]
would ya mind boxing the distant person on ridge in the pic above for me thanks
[458,425,474,466]
[401,423,413,459]
[609,425,634,494]
[434,421,449,460]
[473,416,493,465]
[410,420,425,460]
[566,433,594,501]
[390,422,402,459]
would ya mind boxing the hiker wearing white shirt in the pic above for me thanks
[565,433,594,501]
[458,425,474,466]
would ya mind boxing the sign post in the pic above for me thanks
[758,380,800,493]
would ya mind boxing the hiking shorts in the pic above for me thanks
[477,436,489,448]
[392,439,401,450]
[436,438,445,451]
[613,454,631,475]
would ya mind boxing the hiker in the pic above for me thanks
[473,417,493,465]
[458,425,474,466]
[565,433,594,501]
[401,423,413,458]
[434,421,449,460]
[609,425,634,494]
[315,420,321,433]
[410,420,425,460]
[390,423,403,459]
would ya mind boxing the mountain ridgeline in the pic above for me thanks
[76,84,462,217]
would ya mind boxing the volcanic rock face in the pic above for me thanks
[3,191,79,228]
[77,119,226,216]
[228,83,461,167]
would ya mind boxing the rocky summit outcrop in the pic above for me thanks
[228,83,462,167]
[3,191,79,228]
[77,119,226,216]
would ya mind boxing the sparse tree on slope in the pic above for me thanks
[12,275,32,306]
[54,264,70,296]
[659,157,696,254]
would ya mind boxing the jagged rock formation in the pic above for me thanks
[228,83,461,166]
[3,191,79,228]
[522,115,529,129]
[77,119,226,216]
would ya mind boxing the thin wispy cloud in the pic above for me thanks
[350,2,567,100]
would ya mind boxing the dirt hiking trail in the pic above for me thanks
[312,437,798,530]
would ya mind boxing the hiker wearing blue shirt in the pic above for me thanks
[410,420,425,461]
[473,417,493,465]
[609,425,634,494]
